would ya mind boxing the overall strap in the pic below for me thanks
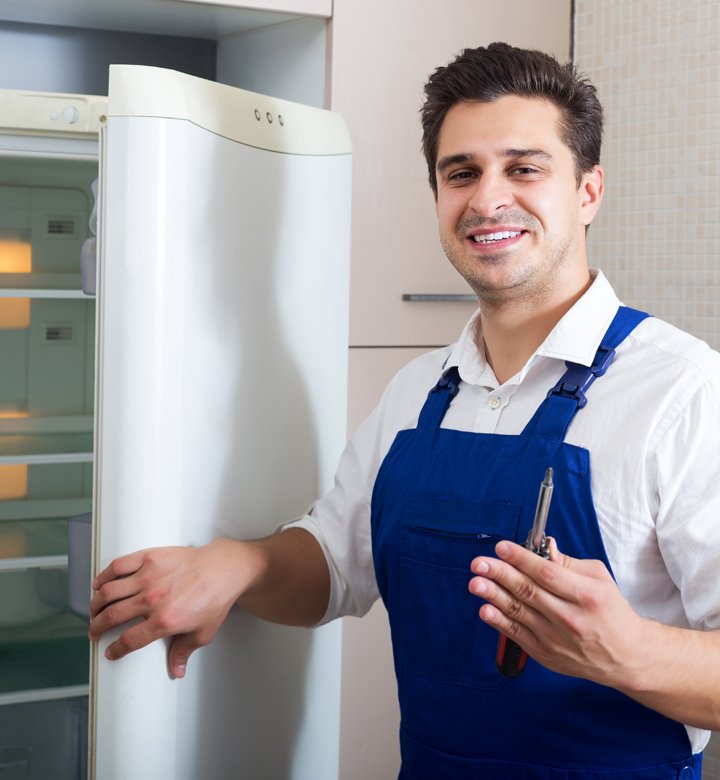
[525,306,651,441]
[417,366,461,431]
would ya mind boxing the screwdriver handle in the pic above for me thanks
[496,634,527,677]
[495,467,553,678]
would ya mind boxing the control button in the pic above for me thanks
[266,112,273,123]
[278,114,284,126]
[254,109,261,121]
[488,396,501,410]
[50,111,59,121]
[62,105,80,125]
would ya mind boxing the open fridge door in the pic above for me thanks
[91,65,351,780]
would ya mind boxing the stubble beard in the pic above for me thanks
[440,214,577,313]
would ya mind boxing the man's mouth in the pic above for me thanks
[471,230,523,244]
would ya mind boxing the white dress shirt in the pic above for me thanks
[288,269,720,753]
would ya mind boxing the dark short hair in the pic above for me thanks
[421,42,603,193]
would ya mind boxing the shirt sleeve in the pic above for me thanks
[651,368,720,630]
[284,428,379,624]
[283,346,453,624]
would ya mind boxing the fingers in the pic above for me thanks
[469,559,550,648]
[471,541,611,604]
[102,618,162,660]
[89,575,143,620]
[92,550,148,590]
[168,635,198,679]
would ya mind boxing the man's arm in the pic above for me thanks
[468,539,720,731]
[88,528,329,678]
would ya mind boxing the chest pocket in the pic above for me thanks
[398,498,521,691]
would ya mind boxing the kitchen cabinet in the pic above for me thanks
[0,1,329,106]
[331,0,573,348]
[330,2,573,776]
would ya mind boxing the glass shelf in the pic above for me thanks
[0,415,93,436]
[0,272,85,293]
[0,516,77,563]
[0,636,89,697]
[0,288,88,299]
[0,498,91,523]
[0,434,93,465]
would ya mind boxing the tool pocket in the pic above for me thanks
[397,498,521,691]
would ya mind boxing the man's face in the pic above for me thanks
[434,95,602,307]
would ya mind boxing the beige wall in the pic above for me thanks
[575,0,720,351]
[574,1,720,775]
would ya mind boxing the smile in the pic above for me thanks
[472,230,523,244]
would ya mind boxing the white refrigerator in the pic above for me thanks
[0,65,352,779]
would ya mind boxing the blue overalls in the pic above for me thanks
[370,307,701,779]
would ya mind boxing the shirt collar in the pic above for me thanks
[445,269,621,388]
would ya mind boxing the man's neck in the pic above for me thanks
[478,271,593,385]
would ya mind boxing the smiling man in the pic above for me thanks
[90,43,720,779]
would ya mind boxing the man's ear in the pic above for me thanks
[579,165,604,226]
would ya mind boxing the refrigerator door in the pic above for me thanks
[92,66,351,780]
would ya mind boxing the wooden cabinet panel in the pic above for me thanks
[331,0,572,347]
[347,346,434,435]
[342,346,434,780]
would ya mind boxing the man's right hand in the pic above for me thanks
[88,528,330,678]
[89,538,254,678]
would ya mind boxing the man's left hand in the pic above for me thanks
[468,538,645,687]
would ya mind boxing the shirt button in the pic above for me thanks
[488,396,501,410]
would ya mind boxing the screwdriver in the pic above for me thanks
[495,467,554,677]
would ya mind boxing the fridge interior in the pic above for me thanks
[0,5,336,775]
[0,149,97,777]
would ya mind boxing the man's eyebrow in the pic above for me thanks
[436,153,474,174]
[436,148,554,175]
[504,148,553,161]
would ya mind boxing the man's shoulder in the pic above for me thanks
[616,316,720,415]
[627,315,720,380]
[387,345,455,394]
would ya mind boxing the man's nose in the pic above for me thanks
[467,173,513,216]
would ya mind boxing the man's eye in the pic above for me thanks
[448,170,475,181]
[511,167,538,176]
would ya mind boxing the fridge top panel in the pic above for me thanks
[108,64,352,156]
[0,88,107,139]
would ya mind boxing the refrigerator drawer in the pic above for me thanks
[0,695,87,780]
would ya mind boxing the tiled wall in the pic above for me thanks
[574,1,720,775]
[575,0,720,350]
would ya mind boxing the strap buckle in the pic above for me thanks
[431,367,461,400]
[547,346,616,409]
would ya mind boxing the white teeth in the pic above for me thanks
[472,230,521,243]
